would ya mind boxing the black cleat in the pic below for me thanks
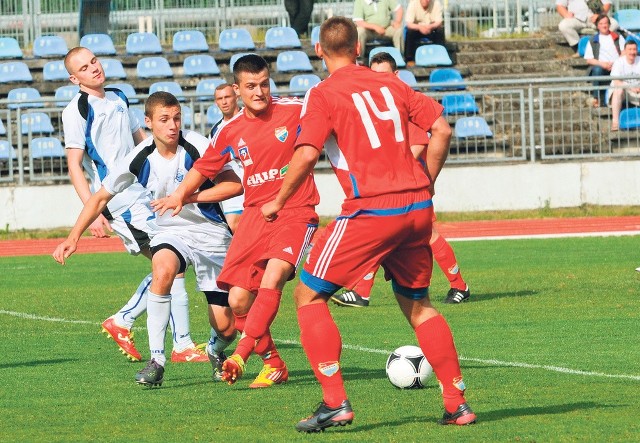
[438,403,477,426]
[330,290,370,307]
[296,400,354,433]
[207,349,227,382]
[444,286,471,304]
[135,359,164,387]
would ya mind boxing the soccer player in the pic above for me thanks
[62,47,210,364]
[261,17,476,432]
[331,51,470,307]
[54,92,242,386]
[152,54,319,388]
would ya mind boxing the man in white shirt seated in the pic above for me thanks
[584,14,624,107]
[609,40,640,131]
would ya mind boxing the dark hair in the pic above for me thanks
[145,91,180,117]
[320,16,358,57]
[595,14,610,25]
[233,54,269,84]
[370,51,397,71]
[215,83,233,93]
[625,39,638,49]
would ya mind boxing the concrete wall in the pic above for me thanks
[2,159,639,230]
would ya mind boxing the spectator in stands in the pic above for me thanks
[352,0,404,64]
[285,0,315,36]
[609,39,640,131]
[404,0,445,66]
[584,14,624,107]
[556,0,618,56]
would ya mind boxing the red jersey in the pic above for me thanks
[194,97,319,209]
[297,64,442,206]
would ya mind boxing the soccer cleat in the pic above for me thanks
[221,354,245,385]
[296,400,354,433]
[444,286,471,304]
[101,316,142,362]
[170,343,209,363]
[135,359,165,387]
[249,363,289,388]
[636,267,640,272]
[438,402,477,426]
[330,290,370,307]
[207,349,227,382]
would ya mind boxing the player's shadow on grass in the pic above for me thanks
[477,401,601,422]
[462,290,538,303]
[0,358,76,369]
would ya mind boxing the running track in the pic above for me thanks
[2,216,640,257]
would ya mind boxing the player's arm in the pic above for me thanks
[52,187,114,265]
[151,167,208,216]
[261,145,319,221]
[423,116,451,189]
[184,169,243,204]
[132,128,147,145]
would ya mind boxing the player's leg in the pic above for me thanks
[430,228,470,304]
[204,291,236,381]
[331,266,377,307]
[167,274,209,363]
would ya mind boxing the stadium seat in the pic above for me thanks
[289,74,321,95]
[619,108,640,130]
[269,78,278,93]
[129,107,148,129]
[0,140,17,161]
[126,32,162,54]
[54,85,80,107]
[149,81,185,101]
[0,118,6,135]
[137,56,173,79]
[265,26,301,49]
[454,116,493,138]
[276,51,313,72]
[106,82,139,104]
[218,28,255,51]
[181,105,193,128]
[206,105,223,125]
[310,26,320,46]
[397,69,417,87]
[369,46,406,68]
[80,33,117,55]
[43,60,69,81]
[101,58,127,79]
[173,30,209,53]
[442,93,479,115]
[614,9,640,31]
[578,35,590,57]
[0,37,23,59]
[21,112,55,135]
[626,34,640,46]
[415,44,452,67]
[0,61,32,83]
[183,54,220,76]
[195,78,227,101]
[8,87,44,109]
[229,52,255,71]
[30,137,65,159]
[428,68,465,91]
[33,35,68,58]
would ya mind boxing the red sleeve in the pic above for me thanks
[194,132,232,179]
[296,87,332,152]
[407,87,443,133]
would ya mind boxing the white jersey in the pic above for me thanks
[102,129,233,253]
[62,88,148,217]
[209,117,245,215]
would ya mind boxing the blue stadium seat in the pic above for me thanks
[289,74,321,95]
[619,108,640,130]
[30,137,65,159]
[269,78,278,93]
[0,140,17,161]
[195,78,227,101]
[415,44,452,67]
[137,56,173,79]
[442,93,479,115]
[101,58,127,79]
[33,35,68,58]
[578,35,590,57]
[428,68,465,91]
[126,32,162,54]
[0,37,23,59]
[276,51,313,72]
[0,61,32,82]
[106,82,139,104]
[614,9,640,31]
[0,118,6,135]
[628,34,640,46]
[183,54,220,76]
[369,46,406,68]
[455,116,493,138]
[129,107,148,129]
[310,25,320,46]
[181,105,193,128]
[8,87,44,109]
[265,26,301,49]
[206,105,223,125]
[43,60,69,81]
[219,28,255,51]
[397,69,417,87]
[173,30,209,53]
[21,112,55,135]
[229,52,255,71]
[54,85,80,106]
[149,81,185,101]
[80,33,117,55]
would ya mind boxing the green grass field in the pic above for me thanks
[1,235,639,442]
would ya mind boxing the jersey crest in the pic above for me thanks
[238,146,253,166]
[275,126,289,142]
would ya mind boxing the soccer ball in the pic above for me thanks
[385,345,433,389]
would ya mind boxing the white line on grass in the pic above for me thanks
[448,231,640,242]
[3,309,639,381]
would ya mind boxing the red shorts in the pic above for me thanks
[217,205,318,292]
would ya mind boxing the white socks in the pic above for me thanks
[169,277,193,352]
[207,329,237,355]
[115,273,152,329]
[147,291,171,366]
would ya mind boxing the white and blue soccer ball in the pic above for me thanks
[385,345,433,389]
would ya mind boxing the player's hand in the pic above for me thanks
[52,239,77,265]
[89,213,113,238]
[151,194,183,217]
[374,25,386,35]
[261,200,283,223]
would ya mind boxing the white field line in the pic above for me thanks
[3,309,638,382]
[448,230,640,242]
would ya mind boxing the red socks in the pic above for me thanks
[415,315,467,413]
[432,235,466,291]
[298,303,347,408]
[234,288,282,362]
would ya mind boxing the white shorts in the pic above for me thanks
[109,201,155,255]
[149,232,227,293]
